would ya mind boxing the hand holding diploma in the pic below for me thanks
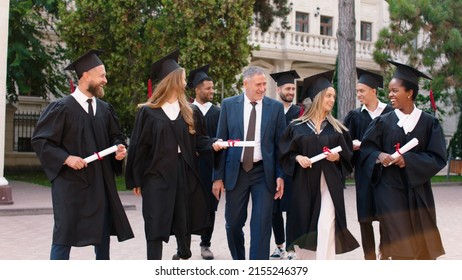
[216,139,256,148]
[310,146,343,164]
[390,138,419,159]
[296,146,342,168]
[379,138,419,168]
[84,145,118,163]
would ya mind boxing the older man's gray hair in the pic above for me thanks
[243,66,266,81]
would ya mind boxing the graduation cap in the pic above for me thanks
[299,70,335,102]
[270,70,300,87]
[388,60,432,86]
[64,49,104,78]
[187,64,211,89]
[356,68,383,89]
[150,49,180,83]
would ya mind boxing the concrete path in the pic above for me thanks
[1,180,461,260]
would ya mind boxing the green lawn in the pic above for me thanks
[4,169,462,190]
[4,169,128,191]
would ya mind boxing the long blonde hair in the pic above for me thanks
[295,88,348,133]
[138,68,195,134]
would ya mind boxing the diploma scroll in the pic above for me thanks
[309,146,343,164]
[217,140,256,148]
[84,145,118,163]
[390,138,419,160]
[352,139,361,147]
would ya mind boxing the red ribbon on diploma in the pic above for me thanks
[394,143,402,155]
[94,152,103,161]
[227,139,240,147]
[323,146,332,154]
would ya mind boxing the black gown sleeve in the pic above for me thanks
[125,107,149,190]
[31,101,70,182]
[106,102,127,176]
[278,124,298,177]
[404,117,447,187]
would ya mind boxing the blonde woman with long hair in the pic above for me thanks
[279,71,359,260]
[125,50,222,260]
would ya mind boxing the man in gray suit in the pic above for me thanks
[212,66,287,260]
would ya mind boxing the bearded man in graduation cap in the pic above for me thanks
[360,60,447,260]
[31,49,134,260]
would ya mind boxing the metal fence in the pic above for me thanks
[13,111,40,152]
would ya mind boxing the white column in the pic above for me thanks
[1,0,12,202]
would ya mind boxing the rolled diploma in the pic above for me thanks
[309,146,343,164]
[352,139,361,147]
[217,140,256,148]
[390,138,419,159]
[84,145,118,163]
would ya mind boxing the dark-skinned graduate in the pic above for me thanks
[360,60,446,260]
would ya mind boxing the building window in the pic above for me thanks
[320,16,333,36]
[360,21,372,41]
[295,12,309,33]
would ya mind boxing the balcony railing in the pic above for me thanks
[248,27,375,59]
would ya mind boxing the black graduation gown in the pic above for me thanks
[279,120,359,254]
[360,110,446,259]
[125,105,214,242]
[31,96,134,246]
[343,105,393,222]
[197,105,221,211]
[273,104,301,213]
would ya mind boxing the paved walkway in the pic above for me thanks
[0,180,461,260]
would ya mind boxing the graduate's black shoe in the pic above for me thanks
[172,254,180,260]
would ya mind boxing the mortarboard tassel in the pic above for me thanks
[70,79,75,93]
[147,79,152,99]
[429,87,437,112]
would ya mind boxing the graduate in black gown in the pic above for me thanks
[360,60,446,260]
[279,71,359,260]
[31,50,134,260]
[268,70,301,260]
[125,50,222,260]
[189,64,220,260]
[343,68,393,260]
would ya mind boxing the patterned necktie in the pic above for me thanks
[87,99,94,117]
[242,102,257,172]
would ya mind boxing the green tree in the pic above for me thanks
[253,0,291,32]
[374,0,462,158]
[57,0,258,134]
[7,0,66,102]
[374,0,462,114]
[57,0,161,134]
[152,0,254,101]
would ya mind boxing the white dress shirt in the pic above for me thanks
[361,100,387,120]
[395,105,422,134]
[161,100,181,153]
[241,94,263,162]
[71,88,96,115]
[192,100,212,116]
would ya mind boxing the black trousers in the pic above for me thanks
[200,211,216,247]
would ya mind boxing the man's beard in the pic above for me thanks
[88,82,105,98]
[280,94,293,103]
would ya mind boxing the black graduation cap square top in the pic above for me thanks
[187,64,211,89]
[270,70,300,87]
[388,60,432,86]
[64,49,104,78]
[356,68,383,89]
[150,49,180,82]
[300,70,335,102]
